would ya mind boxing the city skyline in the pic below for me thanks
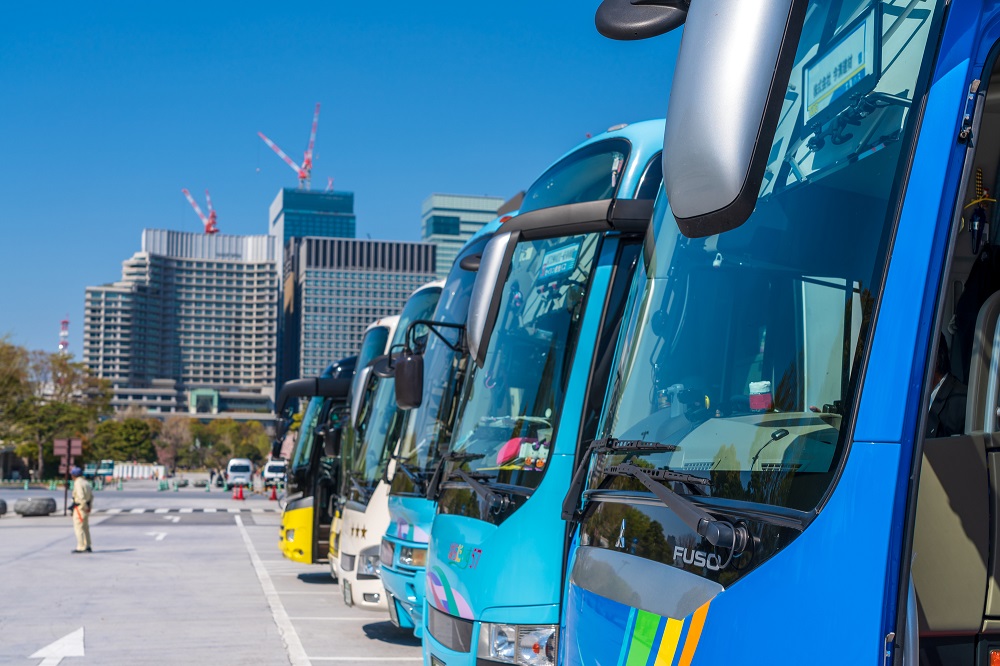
[0,2,681,356]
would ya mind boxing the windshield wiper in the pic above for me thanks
[448,468,510,515]
[609,463,748,553]
[393,458,428,494]
[427,451,485,500]
[561,437,686,522]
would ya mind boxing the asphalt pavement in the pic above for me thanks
[0,480,421,665]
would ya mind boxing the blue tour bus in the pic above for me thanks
[419,120,664,665]
[562,0,1000,663]
[380,220,505,635]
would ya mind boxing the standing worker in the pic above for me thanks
[70,466,93,554]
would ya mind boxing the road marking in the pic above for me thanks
[154,508,169,514]
[30,627,84,665]
[204,508,217,513]
[129,508,145,514]
[309,657,424,662]
[179,508,194,514]
[236,515,309,666]
[162,516,181,524]
[104,508,122,514]
[145,532,167,541]
[287,616,369,621]
[228,508,240,513]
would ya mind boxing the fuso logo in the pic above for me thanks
[673,546,724,571]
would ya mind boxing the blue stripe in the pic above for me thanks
[646,616,668,666]
[617,607,639,666]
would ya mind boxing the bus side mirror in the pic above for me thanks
[662,0,806,237]
[468,231,516,368]
[395,352,424,410]
[595,0,687,41]
[350,365,374,427]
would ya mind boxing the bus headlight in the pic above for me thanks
[478,623,557,666]
[398,546,427,568]
[358,545,381,579]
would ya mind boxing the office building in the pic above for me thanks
[280,237,436,383]
[421,194,506,278]
[269,188,356,249]
[83,229,278,419]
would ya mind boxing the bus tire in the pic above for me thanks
[14,497,57,517]
[0,499,6,516]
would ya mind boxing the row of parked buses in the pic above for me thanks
[275,0,1000,663]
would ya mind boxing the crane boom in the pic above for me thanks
[258,103,320,189]
[182,188,208,224]
[181,188,220,234]
[258,131,304,175]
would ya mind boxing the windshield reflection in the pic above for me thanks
[591,0,943,513]
[448,233,599,490]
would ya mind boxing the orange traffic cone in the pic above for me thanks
[269,485,278,501]
[231,484,238,500]
[237,485,245,501]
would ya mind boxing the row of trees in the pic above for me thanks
[0,337,271,478]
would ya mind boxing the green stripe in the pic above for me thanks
[432,565,459,615]
[625,611,660,666]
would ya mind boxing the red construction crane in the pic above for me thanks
[258,103,321,189]
[181,188,220,234]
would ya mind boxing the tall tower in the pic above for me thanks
[59,317,69,355]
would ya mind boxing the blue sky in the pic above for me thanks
[0,1,680,355]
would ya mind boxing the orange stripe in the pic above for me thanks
[678,602,710,666]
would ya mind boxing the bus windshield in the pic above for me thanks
[291,396,324,472]
[349,286,442,494]
[356,325,389,373]
[392,237,491,494]
[590,0,943,514]
[448,233,599,490]
[519,139,629,214]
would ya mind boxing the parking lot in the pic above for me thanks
[0,481,420,665]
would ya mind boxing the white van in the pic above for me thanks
[262,459,286,487]
[225,458,254,489]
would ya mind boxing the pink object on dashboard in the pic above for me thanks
[497,437,536,465]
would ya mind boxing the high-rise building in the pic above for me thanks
[280,237,437,383]
[84,229,278,418]
[269,188,356,249]
[421,194,506,278]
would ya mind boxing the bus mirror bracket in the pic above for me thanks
[662,0,807,237]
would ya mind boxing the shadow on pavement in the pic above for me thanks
[297,572,335,585]
[363,621,420,647]
[90,548,137,554]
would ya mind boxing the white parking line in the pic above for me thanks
[287,617,369,621]
[307,658,422,663]
[235,515,309,666]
